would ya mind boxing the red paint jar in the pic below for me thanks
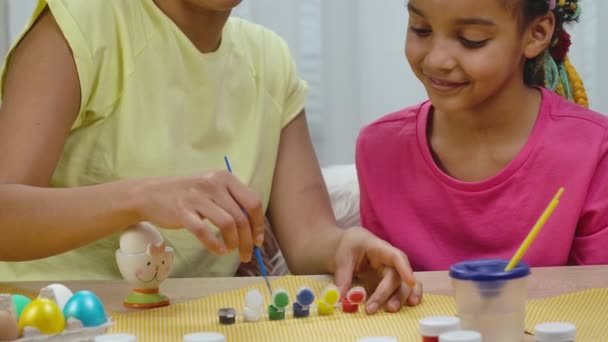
[419,316,460,342]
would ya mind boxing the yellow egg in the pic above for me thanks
[18,299,65,335]
[0,310,19,341]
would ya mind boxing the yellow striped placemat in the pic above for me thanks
[525,288,608,341]
[108,276,456,342]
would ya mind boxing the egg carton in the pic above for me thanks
[17,317,114,342]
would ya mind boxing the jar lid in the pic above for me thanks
[439,330,482,342]
[419,316,461,336]
[534,322,576,341]
[183,332,226,342]
[449,258,530,281]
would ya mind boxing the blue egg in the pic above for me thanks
[296,287,315,306]
[62,291,107,327]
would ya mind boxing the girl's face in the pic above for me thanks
[405,0,542,114]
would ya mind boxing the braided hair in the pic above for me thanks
[510,0,588,107]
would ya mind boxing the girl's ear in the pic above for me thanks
[523,12,555,59]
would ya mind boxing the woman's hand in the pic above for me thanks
[131,170,265,262]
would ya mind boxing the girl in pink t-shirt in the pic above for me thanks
[356,0,608,271]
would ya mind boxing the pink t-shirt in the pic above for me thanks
[356,88,608,271]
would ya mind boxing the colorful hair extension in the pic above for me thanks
[540,0,588,107]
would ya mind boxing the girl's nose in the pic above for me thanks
[424,42,457,73]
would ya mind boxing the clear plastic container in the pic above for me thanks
[449,259,530,342]
[534,322,576,341]
[439,330,482,342]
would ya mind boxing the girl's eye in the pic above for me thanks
[460,37,488,48]
[409,27,431,37]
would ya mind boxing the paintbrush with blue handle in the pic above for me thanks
[224,156,273,296]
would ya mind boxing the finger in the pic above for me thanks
[181,210,227,255]
[365,268,400,315]
[214,190,254,262]
[371,243,416,287]
[386,290,401,313]
[388,282,414,313]
[195,199,239,251]
[226,175,265,246]
[406,281,423,306]
[333,250,356,297]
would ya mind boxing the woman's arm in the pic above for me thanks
[0,10,265,262]
[0,10,141,260]
[266,111,342,274]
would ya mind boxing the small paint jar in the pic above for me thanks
[439,330,482,342]
[292,302,309,318]
[217,308,236,325]
[534,322,576,342]
[341,297,359,313]
[268,305,285,320]
[183,332,226,342]
[293,287,315,318]
[419,316,461,342]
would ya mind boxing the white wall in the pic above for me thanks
[2,1,608,166]
[356,2,427,125]
[8,0,35,42]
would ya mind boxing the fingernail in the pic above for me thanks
[255,234,264,246]
[367,302,378,314]
[218,246,227,254]
[410,295,419,305]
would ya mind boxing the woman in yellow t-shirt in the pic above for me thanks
[0,0,422,313]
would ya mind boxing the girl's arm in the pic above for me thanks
[0,10,265,262]
[267,111,420,313]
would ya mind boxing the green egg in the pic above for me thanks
[11,294,31,319]
[272,289,289,309]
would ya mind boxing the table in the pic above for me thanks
[10,265,608,341]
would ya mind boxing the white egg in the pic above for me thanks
[39,284,73,311]
[119,222,163,253]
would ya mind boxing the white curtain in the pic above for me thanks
[2,0,606,166]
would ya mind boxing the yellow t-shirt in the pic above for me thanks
[0,0,307,280]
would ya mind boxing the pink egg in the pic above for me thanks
[0,310,19,341]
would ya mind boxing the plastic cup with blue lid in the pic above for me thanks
[449,258,530,342]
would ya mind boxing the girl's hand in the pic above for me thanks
[130,170,265,262]
[332,227,423,314]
